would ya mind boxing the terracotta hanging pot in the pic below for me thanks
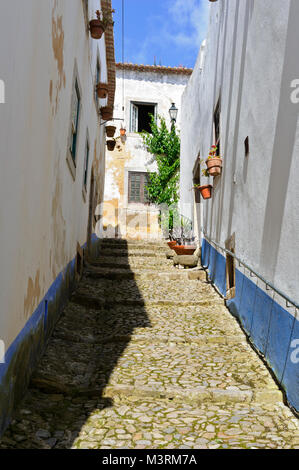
[96,82,109,99]
[206,157,223,176]
[107,140,116,151]
[89,19,105,39]
[106,125,116,138]
[167,241,177,249]
[197,185,213,200]
[100,106,113,120]
[173,245,197,256]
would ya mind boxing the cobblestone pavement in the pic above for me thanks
[0,240,298,449]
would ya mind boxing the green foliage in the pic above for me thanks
[141,115,180,207]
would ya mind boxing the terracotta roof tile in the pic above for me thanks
[116,62,193,76]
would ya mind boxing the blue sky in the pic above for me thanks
[111,0,210,69]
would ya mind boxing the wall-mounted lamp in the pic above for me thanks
[169,103,178,125]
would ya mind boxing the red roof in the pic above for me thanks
[116,63,193,76]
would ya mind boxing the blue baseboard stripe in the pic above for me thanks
[201,237,299,413]
[0,234,101,436]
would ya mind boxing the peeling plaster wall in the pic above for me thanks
[0,0,110,429]
[180,0,299,411]
[103,69,190,239]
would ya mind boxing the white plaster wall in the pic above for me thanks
[180,0,299,302]
[0,0,108,348]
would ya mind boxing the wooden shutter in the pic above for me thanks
[128,172,150,204]
[131,103,138,133]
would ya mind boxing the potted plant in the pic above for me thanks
[89,10,114,40]
[100,106,113,120]
[173,245,197,256]
[107,139,116,151]
[205,145,223,176]
[193,184,213,200]
[96,82,109,99]
[167,240,177,249]
[105,125,116,138]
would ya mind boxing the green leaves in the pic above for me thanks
[141,115,180,207]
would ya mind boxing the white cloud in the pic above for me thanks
[167,0,210,49]
[126,0,210,67]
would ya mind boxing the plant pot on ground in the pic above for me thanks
[96,83,109,99]
[105,125,116,138]
[173,245,197,256]
[167,241,177,249]
[106,140,116,151]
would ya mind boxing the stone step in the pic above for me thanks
[76,276,218,303]
[52,302,240,344]
[1,390,296,449]
[90,257,173,269]
[99,243,166,251]
[96,249,166,258]
[83,267,206,282]
[28,332,279,407]
[71,293,215,310]
[103,384,283,406]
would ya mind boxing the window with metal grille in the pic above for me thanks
[128,172,150,204]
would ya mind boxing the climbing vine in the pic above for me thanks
[141,115,180,207]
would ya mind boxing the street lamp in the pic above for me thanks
[169,103,178,127]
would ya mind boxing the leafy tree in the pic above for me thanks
[141,115,180,207]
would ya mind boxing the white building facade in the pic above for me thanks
[180,0,299,413]
[102,63,192,240]
[0,0,115,434]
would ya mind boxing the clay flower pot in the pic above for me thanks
[198,185,213,200]
[120,128,126,136]
[173,245,196,256]
[89,19,105,39]
[206,157,223,176]
[167,241,177,249]
[100,106,113,121]
[96,82,109,99]
[107,140,116,151]
[105,125,116,138]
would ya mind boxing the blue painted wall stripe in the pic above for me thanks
[0,234,101,436]
[201,238,299,412]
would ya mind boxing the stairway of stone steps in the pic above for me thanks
[0,239,298,449]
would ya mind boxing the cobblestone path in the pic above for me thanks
[0,240,298,449]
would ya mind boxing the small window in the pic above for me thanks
[128,172,150,204]
[214,98,221,156]
[225,234,236,299]
[244,136,249,157]
[83,134,90,190]
[70,79,81,163]
[130,102,156,133]
[82,0,89,30]
[95,58,100,107]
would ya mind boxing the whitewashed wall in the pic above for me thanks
[180,0,299,412]
[0,0,107,362]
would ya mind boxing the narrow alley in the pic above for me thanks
[0,240,298,450]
